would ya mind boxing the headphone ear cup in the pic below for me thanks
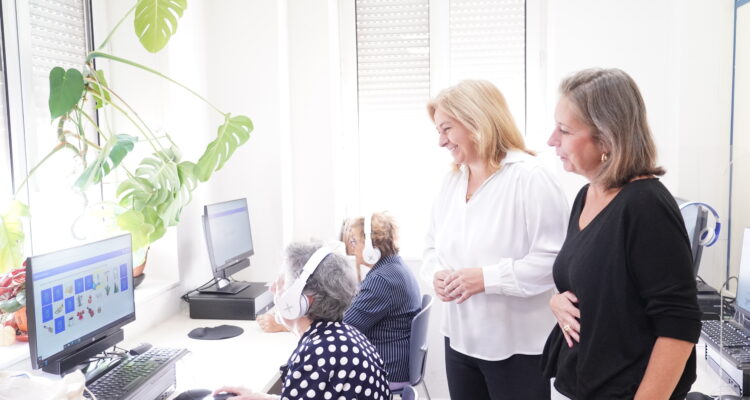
[363,246,381,265]
[298,294,309,318]
[699,228,715,247]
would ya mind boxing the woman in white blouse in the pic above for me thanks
[423,80,568,399]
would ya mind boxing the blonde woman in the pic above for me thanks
[541,68,702,400]
[422,80,568,399]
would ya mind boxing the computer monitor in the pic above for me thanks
[676,197,710,276]
[734,228,750,315]
[26,234,135,375]
[201,198,253,294]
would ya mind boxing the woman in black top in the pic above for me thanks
[541,68,702,399]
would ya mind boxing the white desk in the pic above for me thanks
[120,311,298,396]
[0,309,298,398]
[0,312,747,398]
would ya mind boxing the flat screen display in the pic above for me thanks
[26,234,135,369]
[204,198,254,273]
[735,228,750,313]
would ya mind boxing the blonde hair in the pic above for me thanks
[427,80,532,171]
[560,68,665,188]
[343,212,399,258]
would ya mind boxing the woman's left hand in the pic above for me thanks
[443,268,485,304]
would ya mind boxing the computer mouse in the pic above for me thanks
[173,388,212,400]
[213,393,238,400]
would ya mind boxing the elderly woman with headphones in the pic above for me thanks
[214,242,390,400]
[257,212,422,392]
[341,212,422,391]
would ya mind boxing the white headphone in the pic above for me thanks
[362,213,381,265]
[276,246,334,320]
[679,202,721,247]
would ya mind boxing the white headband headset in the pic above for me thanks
[362,213,381,265]
[277,246,334,320]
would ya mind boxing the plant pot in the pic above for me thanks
[132,247,149,289]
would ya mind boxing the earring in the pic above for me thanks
[601,153,609,162]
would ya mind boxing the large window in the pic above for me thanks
[2,0,97,255]
[348,0,526,257]
[0,16,12,202]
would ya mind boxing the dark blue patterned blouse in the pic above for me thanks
[280,320,391,400]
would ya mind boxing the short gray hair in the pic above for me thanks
[285,241,357,321]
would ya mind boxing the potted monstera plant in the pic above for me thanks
[0,0,253,289]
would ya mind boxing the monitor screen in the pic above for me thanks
[735,228,750,314]
[26,234,135,370]
[203,198,254,277]
[676,198,709,276]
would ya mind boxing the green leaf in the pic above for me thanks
[88,70,111,109]
[49,67,85,119]
[0,201,29,274]
[134,0,188,53]
[196,115,253,182]
[117,150,180,210]
[116,209,155,251]
[74,134,137,192]
[156,161,198,227]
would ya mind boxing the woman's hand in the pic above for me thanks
[257,312,288,333]
[550,291,580,347]
[433,270,458,302]
[443,268,485,304]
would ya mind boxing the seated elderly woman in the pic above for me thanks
[214,242,391,400]
[257,213,422,391]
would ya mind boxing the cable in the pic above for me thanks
[719,275,738,303]
[180,277,219,303]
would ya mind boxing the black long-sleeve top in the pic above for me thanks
[541,179,702,399]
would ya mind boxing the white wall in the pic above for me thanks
[531,0,734,289]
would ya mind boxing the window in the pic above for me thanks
[0,15,12,202]
[3,0,97,254]
[348,0,526,257]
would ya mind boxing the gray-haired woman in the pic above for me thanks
[214,242,391,400]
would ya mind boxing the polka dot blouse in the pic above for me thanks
[280,320,391,400]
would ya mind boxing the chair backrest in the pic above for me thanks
[408,294,433,385]
[401,384,419,400]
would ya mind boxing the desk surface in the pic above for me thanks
[121,310,299,396]
[0,311,746,398]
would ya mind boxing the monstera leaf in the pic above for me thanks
[87,69,112,109]
[196,115,253,182]
[49,67,84,119]
[0,201,29,274]
[157,161,198,227]
[115,148,195,249]
[74,134,137,192]
[134,0,188,53]
[117,148,180,211]
[116,209,156,251]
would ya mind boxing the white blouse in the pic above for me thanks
[421,151,569,361]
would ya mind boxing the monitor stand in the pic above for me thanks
[198,278,251,295]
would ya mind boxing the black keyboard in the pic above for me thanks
[85,347,188,400]
[702,320,750,347]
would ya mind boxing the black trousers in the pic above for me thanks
[445,337,550,400]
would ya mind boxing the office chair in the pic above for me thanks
[400,384,419,400]
[393,294,433,400]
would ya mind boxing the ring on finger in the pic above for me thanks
[563,324,571,332]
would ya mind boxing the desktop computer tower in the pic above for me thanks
[187,282,273,320]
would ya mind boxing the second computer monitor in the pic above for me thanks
[202,198,254,293]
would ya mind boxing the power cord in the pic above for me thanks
[180,278,219,303]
